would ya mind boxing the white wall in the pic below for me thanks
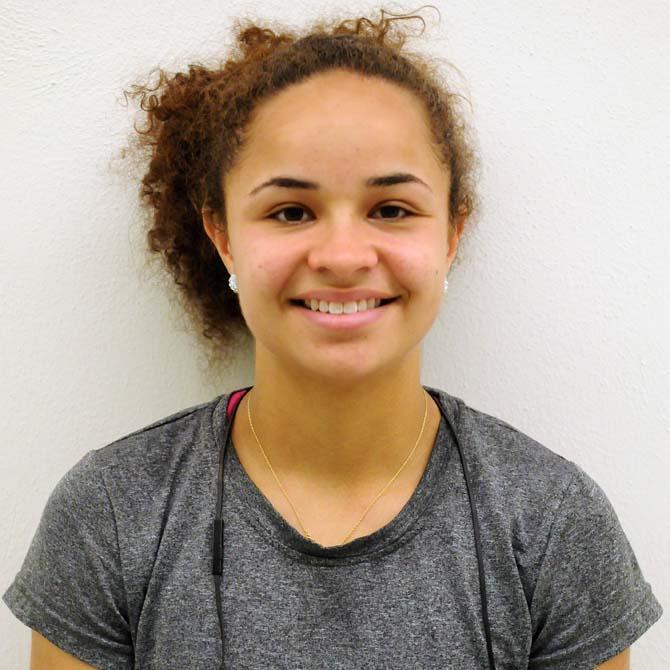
[1,0,667,665]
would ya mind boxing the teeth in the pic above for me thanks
[304,298,382,313]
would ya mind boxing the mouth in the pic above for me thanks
[289,296,400,331]
[289,296,400,312]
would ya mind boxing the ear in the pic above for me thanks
[446,212,467,270]
[202,207,235,274]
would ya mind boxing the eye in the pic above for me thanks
[268,206,311,224]
[267,203,415,224]
[372,204,413,220]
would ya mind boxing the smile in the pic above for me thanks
[290,298,399,331]
[291,297,398,314]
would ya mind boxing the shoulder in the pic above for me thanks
[427,386,607,568]
[429,386,580,497]
[88,392,228,477]
[51,392,229,520]
[427,387,650,615]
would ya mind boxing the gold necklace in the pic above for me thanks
[246,388,430,546]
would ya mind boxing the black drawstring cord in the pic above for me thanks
[427,388,497,669]
[212,385,252,669]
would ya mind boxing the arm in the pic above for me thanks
[30,631,96,669]
[2,452,133,668]
[596,647,630,669]
[529,464,662,667]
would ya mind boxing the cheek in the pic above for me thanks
[389,247,442,289]
[238,238,295,300]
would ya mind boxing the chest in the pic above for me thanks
[123,433,532,669]
[130,510,531,669]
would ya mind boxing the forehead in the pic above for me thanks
[229,69,444,190]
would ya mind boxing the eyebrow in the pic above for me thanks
[248,172,432,197]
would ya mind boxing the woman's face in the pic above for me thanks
[204,68,464,384]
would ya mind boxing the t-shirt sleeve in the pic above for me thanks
[528,462,663,669]
[2,450,134,669]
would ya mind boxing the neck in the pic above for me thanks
[235,350,439,490]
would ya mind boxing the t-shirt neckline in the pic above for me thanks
[214,385,453,562]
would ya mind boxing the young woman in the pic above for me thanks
[3,9,662,669]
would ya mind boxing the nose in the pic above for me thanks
[305,215,380,277]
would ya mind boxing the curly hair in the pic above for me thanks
[122,5,480,373]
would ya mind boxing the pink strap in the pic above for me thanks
[226,387,251,420]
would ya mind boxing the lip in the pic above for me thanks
[291,299,397,331]
[291,289,398,302]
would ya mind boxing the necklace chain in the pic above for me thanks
[246,388,430,546]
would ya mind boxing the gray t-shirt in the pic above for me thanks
[3,385,663,669]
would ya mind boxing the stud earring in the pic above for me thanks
[443,278,449,294]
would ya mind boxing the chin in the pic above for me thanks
[294,347,407,385]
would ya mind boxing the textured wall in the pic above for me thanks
[1,0,667,665]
